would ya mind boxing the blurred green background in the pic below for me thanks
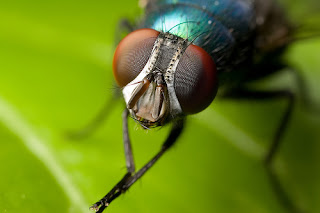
[0,0,319,213]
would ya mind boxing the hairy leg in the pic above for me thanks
[90,110,185,213]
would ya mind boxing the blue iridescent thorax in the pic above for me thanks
[140,0,256,72]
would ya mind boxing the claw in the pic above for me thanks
[89,203,100,212]
[90,201,108,213]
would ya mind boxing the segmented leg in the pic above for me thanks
[114,18,135,44]
[67,89,121,139]
[68,18,135,140]
[90,110,185,213]
[222,87,303,213]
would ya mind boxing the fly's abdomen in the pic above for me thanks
[140,0,256,71]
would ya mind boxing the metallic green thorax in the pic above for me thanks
[140,0,255,73]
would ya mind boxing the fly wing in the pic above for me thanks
[254,0,320,52]
[279,0,320,18]
[279,0,320,39]
[254,0,294,52]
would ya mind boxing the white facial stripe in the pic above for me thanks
[122,34,164,107]
[122,32,189,125]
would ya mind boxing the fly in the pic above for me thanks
[81,0,309,212]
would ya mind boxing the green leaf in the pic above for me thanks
[0,1,319,213]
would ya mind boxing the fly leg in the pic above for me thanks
[224,88,294,164]
[68,19,135,140]
[90,109,185,213]
[90,109,135,212]
[222,88,303,213]
[114,18,135,44]
[67,87,121,139]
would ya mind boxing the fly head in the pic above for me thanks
[113,28,218,128]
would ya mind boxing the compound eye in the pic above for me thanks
[174,44,218,114]
[113,28,160,87]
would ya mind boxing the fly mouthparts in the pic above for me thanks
[127,77,151,109]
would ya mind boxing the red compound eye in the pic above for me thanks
[174,44,218,114]
[113,28,160,87]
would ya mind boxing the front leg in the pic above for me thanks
[90,110,185,212]
[90,109,135,212]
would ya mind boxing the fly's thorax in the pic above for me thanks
[113,28,218,128]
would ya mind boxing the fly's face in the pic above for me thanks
[113,28,218,128]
